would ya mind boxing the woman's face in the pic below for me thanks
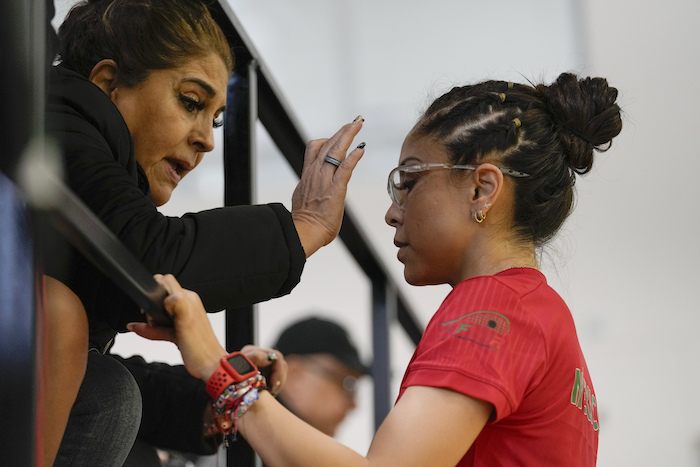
[111,54,229,206]
[385,132,477,287]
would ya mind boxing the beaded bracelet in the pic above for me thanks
[213,374,266,412]
[207,373,267,446]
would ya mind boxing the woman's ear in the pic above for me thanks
[470,163,504,218]
[88,59,119,98]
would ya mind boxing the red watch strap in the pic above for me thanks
[206,366,237,400]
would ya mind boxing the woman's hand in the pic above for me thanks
[128,275,291,393]
[240,345,288,395]
[127,274,228,381]
[292,116,365,257]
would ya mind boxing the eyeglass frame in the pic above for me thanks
[386,162,530,206]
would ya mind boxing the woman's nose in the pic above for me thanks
[191,123,215,153]
[385,201,403,227]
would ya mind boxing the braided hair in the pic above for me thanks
[415,73,623,247]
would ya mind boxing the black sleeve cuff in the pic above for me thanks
[266,202,306,297]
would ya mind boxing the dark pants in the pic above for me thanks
[54,351,142,466]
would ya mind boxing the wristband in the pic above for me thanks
[206,351,259,400]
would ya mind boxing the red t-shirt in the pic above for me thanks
[397,268,598,466]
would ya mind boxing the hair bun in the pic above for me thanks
[541,73,622,174]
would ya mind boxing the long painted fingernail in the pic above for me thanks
[353,115,364,122]
[356,142,366,149]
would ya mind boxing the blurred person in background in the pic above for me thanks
[171,317,369,467]
[273,316,370,437]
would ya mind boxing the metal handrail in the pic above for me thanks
[210,1,423,342]
[208,5,424,461]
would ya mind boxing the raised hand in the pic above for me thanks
[291,116,365,257]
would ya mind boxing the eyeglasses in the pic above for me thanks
[387,162,530,206]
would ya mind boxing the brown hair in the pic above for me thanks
[416,73,623,247]
[57,0,233,87]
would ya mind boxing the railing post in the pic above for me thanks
[223,60,259,467]
[372,280,396,429]
[210,2,424,459]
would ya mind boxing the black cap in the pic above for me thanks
[273,317,370,375]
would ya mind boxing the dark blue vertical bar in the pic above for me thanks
[224,71,253,208]
[223,62,258,467]
[0,175,37,466]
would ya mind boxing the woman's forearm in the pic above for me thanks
[239,391,369,467]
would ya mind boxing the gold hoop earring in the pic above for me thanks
[474,210,486,223]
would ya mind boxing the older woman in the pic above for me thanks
[44,0,364,465]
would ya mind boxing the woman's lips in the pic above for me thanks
[394,239,408,249]
[164,157,194,184]
[394,240,408,262]
[164,159,183,184]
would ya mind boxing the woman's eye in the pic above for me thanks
[213,114,224,129]
[179,94,205,113]
[398,178,417,192]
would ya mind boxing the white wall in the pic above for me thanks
[572,1,700,465]
[52,0,700,464]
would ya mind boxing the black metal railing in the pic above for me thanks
[209,2,423,463]
[0,0,424,464]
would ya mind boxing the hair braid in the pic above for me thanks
[415,73,622,246]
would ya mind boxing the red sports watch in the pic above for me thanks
[206,351,259,400]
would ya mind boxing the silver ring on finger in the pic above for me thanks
[323,156,342,167]
[267,352,278,362]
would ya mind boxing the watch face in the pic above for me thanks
[228,354,255,374]
[206,352,260,399]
